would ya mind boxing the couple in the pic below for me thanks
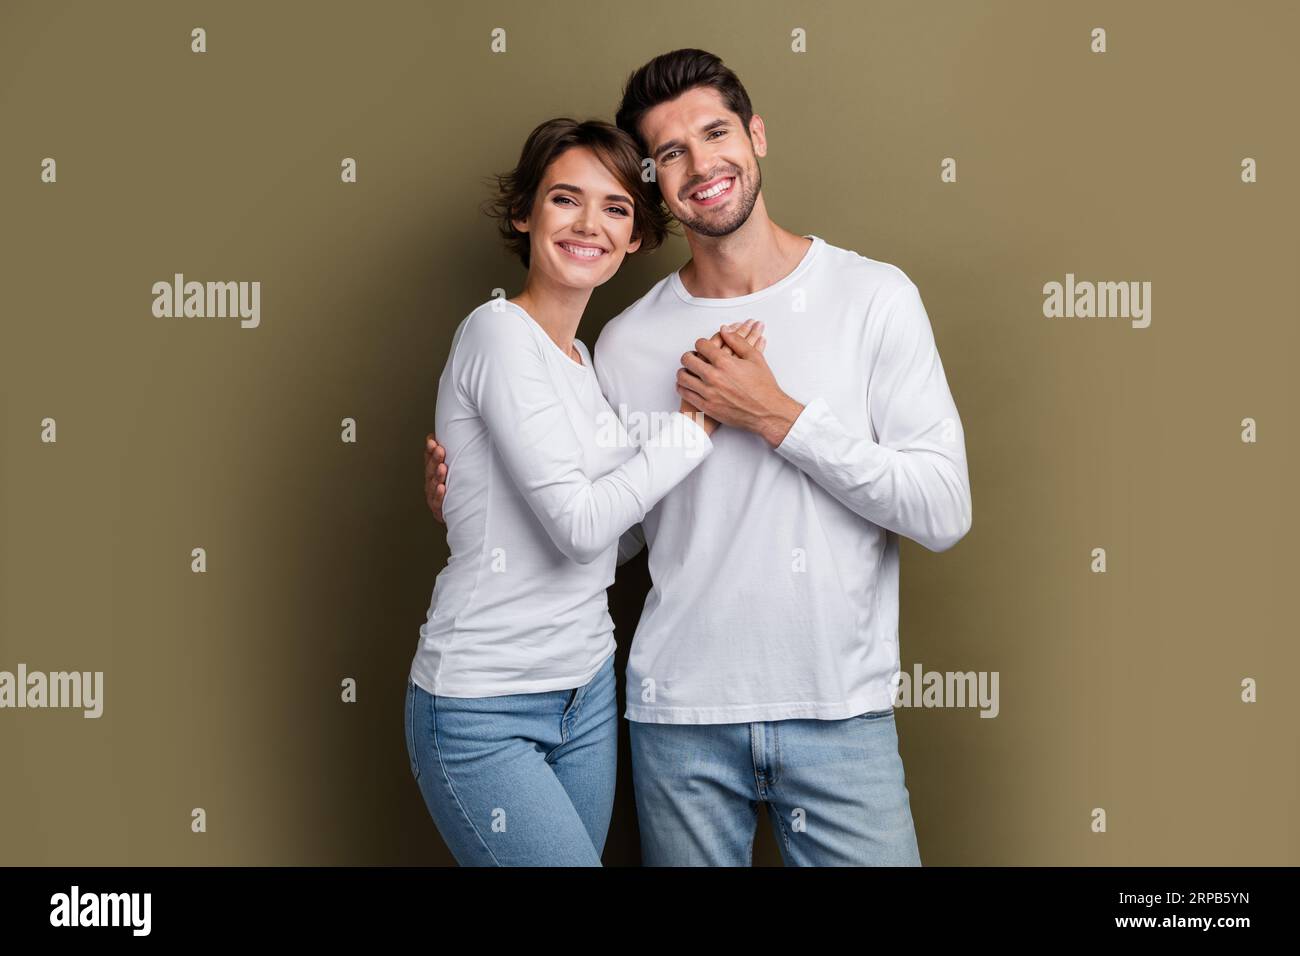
[407,48,973,866]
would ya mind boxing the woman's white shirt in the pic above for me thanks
[410,299,712,697]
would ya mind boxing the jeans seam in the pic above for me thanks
[566,685,583,729]
[428,692,504,866]
[770,800,794,861]
[749,803,758,866]
[552,689,579,752]
[561,653,610,740]
[770,721,781,788]
[566,652,610,728]
[552,659,610,758]
[405,680,421,780]
[748,724,766,800]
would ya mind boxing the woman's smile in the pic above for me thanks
[556,240,609,262]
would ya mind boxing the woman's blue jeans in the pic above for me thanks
[404,651,617,866]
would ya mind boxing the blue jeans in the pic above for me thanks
[404,652,617,866]
[629,707,923,866]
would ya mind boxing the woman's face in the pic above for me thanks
[513,146,643,291]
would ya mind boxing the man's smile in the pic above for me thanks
[688,175,735,206]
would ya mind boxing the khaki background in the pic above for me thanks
[2,0,1296,865]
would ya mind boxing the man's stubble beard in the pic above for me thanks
[675,159,762,239]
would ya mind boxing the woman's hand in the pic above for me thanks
[679,320,765,434]
[713,319,766,358]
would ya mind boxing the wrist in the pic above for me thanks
[679,407,715,437]
[757,394,804,448]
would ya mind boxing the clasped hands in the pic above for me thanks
[677,319,804,447]
[425,320,805,524]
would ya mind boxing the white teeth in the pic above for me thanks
[560,242,604,258]
[693,178,732,200]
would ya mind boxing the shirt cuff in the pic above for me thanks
[773,395,891,478]
[645,409,714,458]
[774,395,833,463]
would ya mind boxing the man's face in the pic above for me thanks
[639,86,765,238]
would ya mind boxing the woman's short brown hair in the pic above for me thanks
[483,117,672,269]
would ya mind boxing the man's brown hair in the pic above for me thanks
[615,48,754,154]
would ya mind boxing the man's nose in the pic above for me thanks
[686,148,718,192]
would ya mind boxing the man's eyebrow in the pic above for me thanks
[651,117,730,161]
[544,182,633,205]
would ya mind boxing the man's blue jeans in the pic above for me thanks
[629,707,923,866]
[404,652,617,866]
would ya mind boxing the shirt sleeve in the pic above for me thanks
[773,281,972,552]
[616,524,647,566]
[457,307,712,565]
[592,322,651,568]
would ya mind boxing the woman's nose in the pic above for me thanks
[576,205,600,234]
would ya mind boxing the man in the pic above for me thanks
[425,48,971,865]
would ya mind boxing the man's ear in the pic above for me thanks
[748,114,768,158]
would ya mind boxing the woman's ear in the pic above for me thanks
[626,232,643,255]
[511,215,530,234]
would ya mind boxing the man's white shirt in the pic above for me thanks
[595,235,972,724]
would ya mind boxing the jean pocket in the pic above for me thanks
[405,679,421,780]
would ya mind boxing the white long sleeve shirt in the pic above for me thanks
[594,235,972,723]
[410,300,712,697]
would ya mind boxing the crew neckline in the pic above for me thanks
[499,299,590,372]
[668,235,824,307]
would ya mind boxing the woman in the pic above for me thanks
[405,117,764,866]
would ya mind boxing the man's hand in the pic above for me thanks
[424,434,447,524]
[427,319,773,519]
[677,326,803,448]
[679,320,765,435]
